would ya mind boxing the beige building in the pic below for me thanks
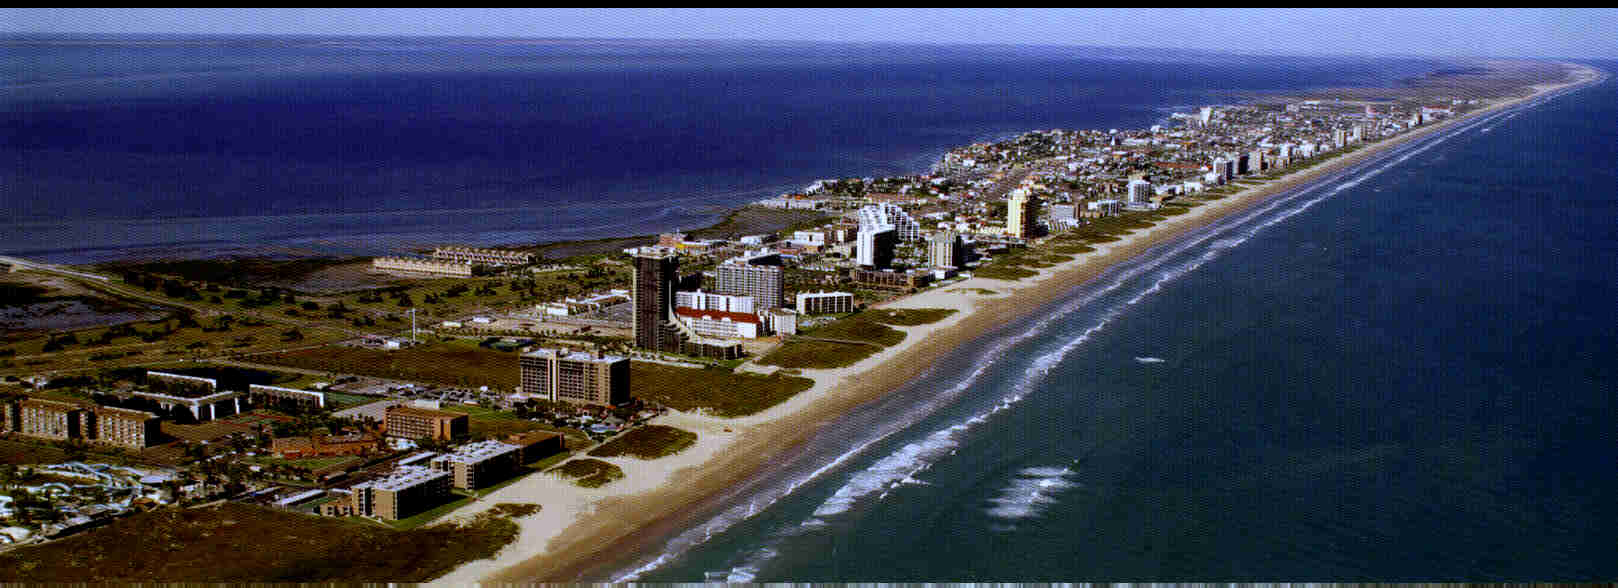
[18,398,85,441]
[371,256,474,277]
[384,405,469,440]
[1006,191,1037,239]
[520,348,630,407]
[90,406,160,450]
[929,231,965,269]
[11,398,157,449]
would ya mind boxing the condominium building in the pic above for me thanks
[520,348,631,407]
[18,398,85,441]
[1127,179,1154,205]
[856,226,897,269]
[329,465,452,521]
[796,291,855,315]
[430,439,526,490]
[632,247,743,360]
[929,231,964,269]
[850,269,934,290]
[714,250,784,310]
[90,406,160,450]
[371,256,474,277]
[249,384,326,410]
[384,405,469,440]
[503,431,565,464]
[1006,191,1037,239]
[633,247,680,352]
[857,203,921,241]
[676,290,756,315]
[675,307,762,339]
[430,247,533,266]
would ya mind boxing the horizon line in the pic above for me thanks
[0,31,1597,62]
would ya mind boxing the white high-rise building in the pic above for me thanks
[856,226,897,268]
[928,231,965,269]
[857,203,921,242]
[1127,179,1153,205]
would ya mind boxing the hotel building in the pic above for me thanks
[796,291,855,315]
[384,405,469,440]
[632,247,742,359]
[714,250,784,310]
[519,348,630,407]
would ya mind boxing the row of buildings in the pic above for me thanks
[320,431,561,520]
[371,247,534,277]
[1,396,161,450]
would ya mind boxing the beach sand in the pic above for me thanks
[430,62,1602,584]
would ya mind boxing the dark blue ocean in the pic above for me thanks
[602,65,1617,581]
[3,36,1440,263]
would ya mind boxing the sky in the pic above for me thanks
[2,8,1615,59]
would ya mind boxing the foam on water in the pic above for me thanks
[985,465,1080,527]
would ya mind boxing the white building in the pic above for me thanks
[1127,179,1153,205]
[856,226,896,268]
[857,203,921,241]
[675,290,756,314]
[796,291,855,315]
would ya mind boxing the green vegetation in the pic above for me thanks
[972,265,1040,280]
[862,308,958,327]
[489,503,542,518]
[255,340,520,390]
[949,287,999,295]
[630,362,814,417]
[807,314,905,346]
[758,308,957,370]
[440,403,576,441]
[550,458,624,488]
[757,339,874,369]
[588,425,697,459]
[0,502,521,582]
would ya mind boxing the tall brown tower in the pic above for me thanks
[633,248,678,351]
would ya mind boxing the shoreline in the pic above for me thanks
[432,62,1604,584]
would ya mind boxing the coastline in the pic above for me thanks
[432,62,1605,584]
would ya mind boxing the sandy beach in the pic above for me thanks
[430,62,1602,584]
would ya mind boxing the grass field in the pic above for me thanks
[438,403,575,441]
[629,362,814,417]
[254,340,520,390]
[0,502,521,582]
[588,425,697,459]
